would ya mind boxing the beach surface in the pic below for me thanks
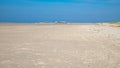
[0,23,120,68]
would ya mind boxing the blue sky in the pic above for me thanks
[0,0,120,23]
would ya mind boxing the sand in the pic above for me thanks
[0,23,120,68]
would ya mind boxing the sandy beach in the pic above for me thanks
[0,23,120,68]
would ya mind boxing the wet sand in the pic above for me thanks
[0,24,120,68]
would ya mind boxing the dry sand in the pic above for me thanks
[0,23,120,68]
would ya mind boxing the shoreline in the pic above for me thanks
[0,22,108,25]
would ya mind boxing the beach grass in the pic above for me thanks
[110,22,120,27]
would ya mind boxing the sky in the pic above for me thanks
[0,0,120,23]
